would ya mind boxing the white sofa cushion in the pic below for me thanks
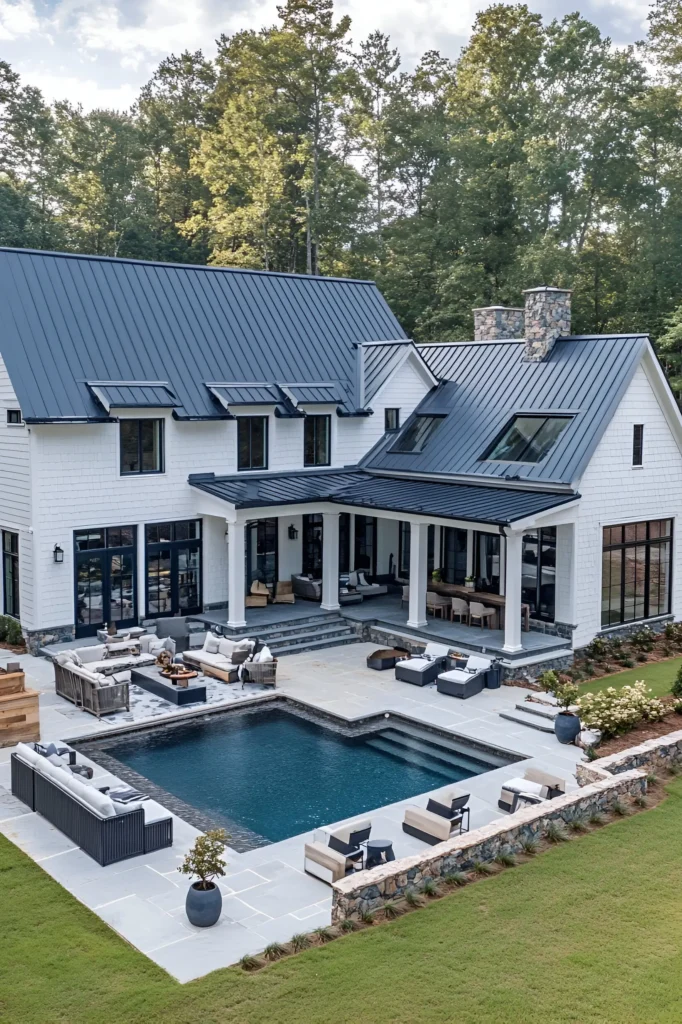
[15,742,43,768]
[204,634,220,654]
[218,638,237,658]
[142,799,172,824]
[77,645,107,665]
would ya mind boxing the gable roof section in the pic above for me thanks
[364,335,647,487]
[361,341,437,405]
[0,247,407,422]
[188,469,578,525]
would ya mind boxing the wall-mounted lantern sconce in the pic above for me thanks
[288,524,299,541]
[53,544,64,564]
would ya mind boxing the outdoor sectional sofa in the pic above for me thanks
[183,633,255,675]
[11,742,173,866]
[53,642,158,718]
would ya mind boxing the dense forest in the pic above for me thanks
[5,0,682,384]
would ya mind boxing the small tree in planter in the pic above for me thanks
[553,681,581,744]
[431,569,442,583]
[179,828,229,927]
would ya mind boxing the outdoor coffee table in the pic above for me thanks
[364,839,395,869]
[366,648,410,670]
[130,665,207,706]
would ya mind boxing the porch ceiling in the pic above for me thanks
[188,470,579,526]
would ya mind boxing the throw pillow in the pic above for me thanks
[358,572,368,587]
[348,571,358,587]
[205,635,220,654]
[259,645,273,663]
[70,652,83,667]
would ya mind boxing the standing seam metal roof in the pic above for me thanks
[188,470,578,525]
[0,248,407,422]
[364,336,648,486]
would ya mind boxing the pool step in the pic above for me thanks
[367,728,499,778]
[498,708,557,733]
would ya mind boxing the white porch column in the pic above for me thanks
[503,530,523,653]
[432,525,442,571]
[227,520,246,629]
[136,521,146,621]
[321,512,340,611]
[408,520,428,628]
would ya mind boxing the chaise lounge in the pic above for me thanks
[11,742,173,866]
[395,643,451,686]
[436,654,494,699]
[498,768,566,814]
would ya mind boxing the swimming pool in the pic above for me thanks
[92,703,522,847]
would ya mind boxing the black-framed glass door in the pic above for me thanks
[441,527,468,584]
[2,530,19,619]
[355,516,377,574]
[75,526,137,637]
[522,527,557,622]
[302,514,323,577]
[246,518,278,590]
[146,520,201,617]
[474,532,501,593]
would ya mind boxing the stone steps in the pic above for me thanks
[498,708,557,734]
[254,616,359,657]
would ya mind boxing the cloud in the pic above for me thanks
[0,0,654,111]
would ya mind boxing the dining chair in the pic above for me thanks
[450,597,470,624]
[468,601,496,629]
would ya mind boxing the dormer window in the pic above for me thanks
[484,415,572,464]
[391,415,442,453]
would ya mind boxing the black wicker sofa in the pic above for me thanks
[11,743,173,866]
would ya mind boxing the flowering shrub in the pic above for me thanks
[628,627,656,654]
[538,669,559,693]
[576,682,667,738]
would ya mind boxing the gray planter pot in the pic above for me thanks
[554,711,581,744]
[186,881,222,927]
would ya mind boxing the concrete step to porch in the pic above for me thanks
[274,633,359,657]
[498,708,557,733]
[264,622,355,651]
[249,615,344,641]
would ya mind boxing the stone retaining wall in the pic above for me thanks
[331,769,645,921]
[576,728,682,786]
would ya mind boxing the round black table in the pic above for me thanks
[365,838,395,869]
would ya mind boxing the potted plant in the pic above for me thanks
[179,828,229,927]
[552,681,581,744]
[464,575,475,590]
[431,568,442,583]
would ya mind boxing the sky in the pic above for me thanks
[0,0,653,111]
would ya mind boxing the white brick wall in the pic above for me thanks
[573,362,682,647]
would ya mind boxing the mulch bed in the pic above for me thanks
[0,643,26,654]
[594,710,682,757]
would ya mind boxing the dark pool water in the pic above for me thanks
[106,708,494,843]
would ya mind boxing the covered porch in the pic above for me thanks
[189,470,580,663]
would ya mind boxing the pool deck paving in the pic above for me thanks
[0,643,583,983]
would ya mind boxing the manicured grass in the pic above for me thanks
[4,785,682,1023]
[579,656,682,697]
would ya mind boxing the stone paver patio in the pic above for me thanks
[0,642,583,982]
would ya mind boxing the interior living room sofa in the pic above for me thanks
[11,742,173,866]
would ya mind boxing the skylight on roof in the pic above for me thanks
[391,414,442,453]
[484,415,572,463]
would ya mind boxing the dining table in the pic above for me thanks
[428,583,531,632]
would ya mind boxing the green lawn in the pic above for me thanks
[579,656,682,697]
[4,784,682,1024]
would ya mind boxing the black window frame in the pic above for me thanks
[385,408,400,432]
[602,519,673,628]
[2,530,19,619]
[522,527,557,623]
[354,515,377,575]
[119,418,164,476]
[390,415,443,453]
[483,414,573,464]
[632,424,644,466]
[6,409,22,425]
[73,526,137,637]
[237,416,268,472]
[303,414,331,468]
[145,519,202,618]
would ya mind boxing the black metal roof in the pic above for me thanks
[365,335,648,486]
[188,470,578,525]
[0,247,406,422]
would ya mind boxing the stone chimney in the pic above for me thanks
[522,286,572,361]
[473,305,525,341]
